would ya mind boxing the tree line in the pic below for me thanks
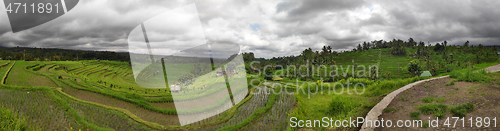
[0,46,130,61]
[242,38,499,81]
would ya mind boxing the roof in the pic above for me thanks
[420,71,432,77]
[272,76,283,81]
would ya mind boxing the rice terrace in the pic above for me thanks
[4,0,500,130]
[0,41,499,131]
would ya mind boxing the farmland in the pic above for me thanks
[0,44,498,130]
[0,58,280,131]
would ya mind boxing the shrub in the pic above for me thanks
[407,60,422,77]
[450,103,475,117]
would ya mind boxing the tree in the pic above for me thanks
[390,41,406,56]
[408,38,416,47]
[362,41,369,50]
[464,40,469,47]
[264,68,273,80]
[407,60,422,77]
[433,43,445,53]
[326,46,332,54]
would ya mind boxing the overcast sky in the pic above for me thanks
[0,0,499,58]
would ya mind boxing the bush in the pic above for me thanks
[407,60,422,77]
[450,103,475,117]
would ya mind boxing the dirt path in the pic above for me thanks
[360,76,448,130]
[375,77,500,130]
[485,64,500,73]
[361,64,500,131]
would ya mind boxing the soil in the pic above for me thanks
[375,77,500,130]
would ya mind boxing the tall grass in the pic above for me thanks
[450,69,489,82]
[327,95,360,116]
[365,77,426,97]
[0,106,32,131]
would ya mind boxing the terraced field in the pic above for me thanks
[0,60,285,131]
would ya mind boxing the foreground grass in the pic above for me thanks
[288,74,482,130]
[0,106,35,131]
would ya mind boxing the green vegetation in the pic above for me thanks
[399,97,408,101]
[0,106,33,131]
[327,96,361,116]
[422,122,430,128]
[0,38,498,130]
[408,60,422,77]
[436,97,445,102]
[450,69,489,82]
[418,104,448,118]
[422,97,434,103]
[445,81,455,86]
[0,47,130,61]
[218,87,279,131]
[383,108,396,113]
[450,103,475,117]
[410,112,420,120]
[242,87,295,130]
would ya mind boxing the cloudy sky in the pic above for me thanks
[0,0,499,58]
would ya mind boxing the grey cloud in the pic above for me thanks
[276,0,365,22]
[381,0,500,46]
[360,13,387,26]
[1,0,500,59]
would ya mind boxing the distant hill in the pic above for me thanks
[0,46,130,61]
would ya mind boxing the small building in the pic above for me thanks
[272,76,283,81]
[216,69,224,77]
[456,46,461,49]
[420,71,432,77]
[170,85,180,92]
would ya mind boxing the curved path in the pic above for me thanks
[361,64,500,131]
